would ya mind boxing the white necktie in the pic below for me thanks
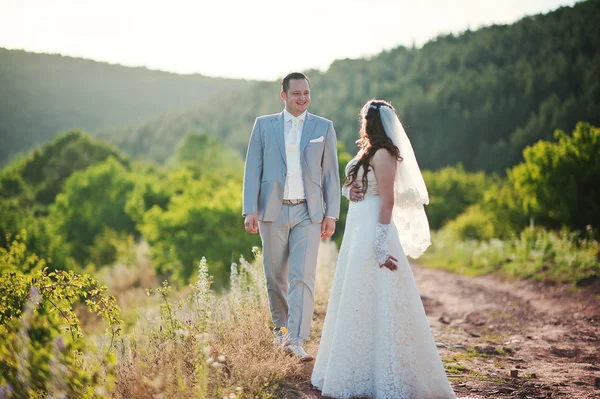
[290,117,300,141]
[287,117,301,174]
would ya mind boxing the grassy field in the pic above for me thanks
[420,227,600,285]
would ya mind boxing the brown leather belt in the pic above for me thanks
[283,199,307,205]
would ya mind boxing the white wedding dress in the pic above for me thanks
[311,158,456,399]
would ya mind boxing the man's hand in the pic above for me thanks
[244,213,259,234]
[321,218,336,240]
[349,183,364,202]
[380,255,399,271]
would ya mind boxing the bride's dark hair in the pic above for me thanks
[345,99,403,192]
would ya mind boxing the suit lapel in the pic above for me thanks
[271,111,287,166]
[300,112,317,155]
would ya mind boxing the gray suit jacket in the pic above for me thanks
[243,111,341,223]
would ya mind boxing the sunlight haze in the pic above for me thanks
[0,0,579,80]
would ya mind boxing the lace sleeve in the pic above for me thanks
[375,223,391,265]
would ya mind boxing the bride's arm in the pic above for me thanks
[371,149,399,271]
[371,149,397,224]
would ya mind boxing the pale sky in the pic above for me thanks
[0,0,578,81]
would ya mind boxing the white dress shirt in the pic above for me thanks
[283,108,307,200]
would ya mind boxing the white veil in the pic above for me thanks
[379,106,431,258]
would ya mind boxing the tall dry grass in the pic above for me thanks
[91,241,339,398]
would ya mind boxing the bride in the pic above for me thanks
[311,100,456,398]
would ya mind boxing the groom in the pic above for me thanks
[243,72,340,361]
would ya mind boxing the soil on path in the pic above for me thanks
[287,263,599,399]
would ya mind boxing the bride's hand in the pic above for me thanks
[349,183,363,202]
[380,255,398,271]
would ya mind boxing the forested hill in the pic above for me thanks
[98,0,600,172]
[0,49,255,166]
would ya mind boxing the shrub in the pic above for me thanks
[422,165,492,230]
[0,235,122,398]
[445,205,496,241]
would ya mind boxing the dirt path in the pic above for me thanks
[291,263,600,399]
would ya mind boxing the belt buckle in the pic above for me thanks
[284,199,304,205]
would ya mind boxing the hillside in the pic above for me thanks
[98,0,600,172]
[0,49,254,165]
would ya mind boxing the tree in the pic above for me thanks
[508,122,600,234]
[0,200,76,272]
[422,165,492,229]
[1,130,128,206]
[139,170,260,288]
[50,157,136,266]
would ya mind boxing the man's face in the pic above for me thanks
[281,79,310,116]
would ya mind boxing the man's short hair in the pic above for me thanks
[281,72,310,94]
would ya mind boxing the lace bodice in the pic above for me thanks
[342,157,379,197]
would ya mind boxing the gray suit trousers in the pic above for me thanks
[259,202,321,342]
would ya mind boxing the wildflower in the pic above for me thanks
[217,355,226,362]
[211,362,223,368]
[206,357,214,365]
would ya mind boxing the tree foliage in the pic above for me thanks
[0,236,121,398]
[49,157,137,267]
[507,122,600,234]
[437,122,600,239]
[99,1,600,173]
[422,165,492,230]
[0,49,255,166]
[0,130,128,207]
[0,201,76,272]
[137,136,261,287]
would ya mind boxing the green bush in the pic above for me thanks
[0,234,121,398]
[423,165,492,230]
[507,122,600,235]
[139,170,260,288]
[2,130,128,206]
[445,205,496,241]
[478,180,529,239]
[0,203,76,272]
[50,157,137,266]
[88,228,134,269]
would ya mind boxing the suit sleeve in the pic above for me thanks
[322,121,341,220]
[242,118,263,216]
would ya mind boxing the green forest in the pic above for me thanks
[95,0,600,172]
[0,49,255,166]
[1,1,599,397]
